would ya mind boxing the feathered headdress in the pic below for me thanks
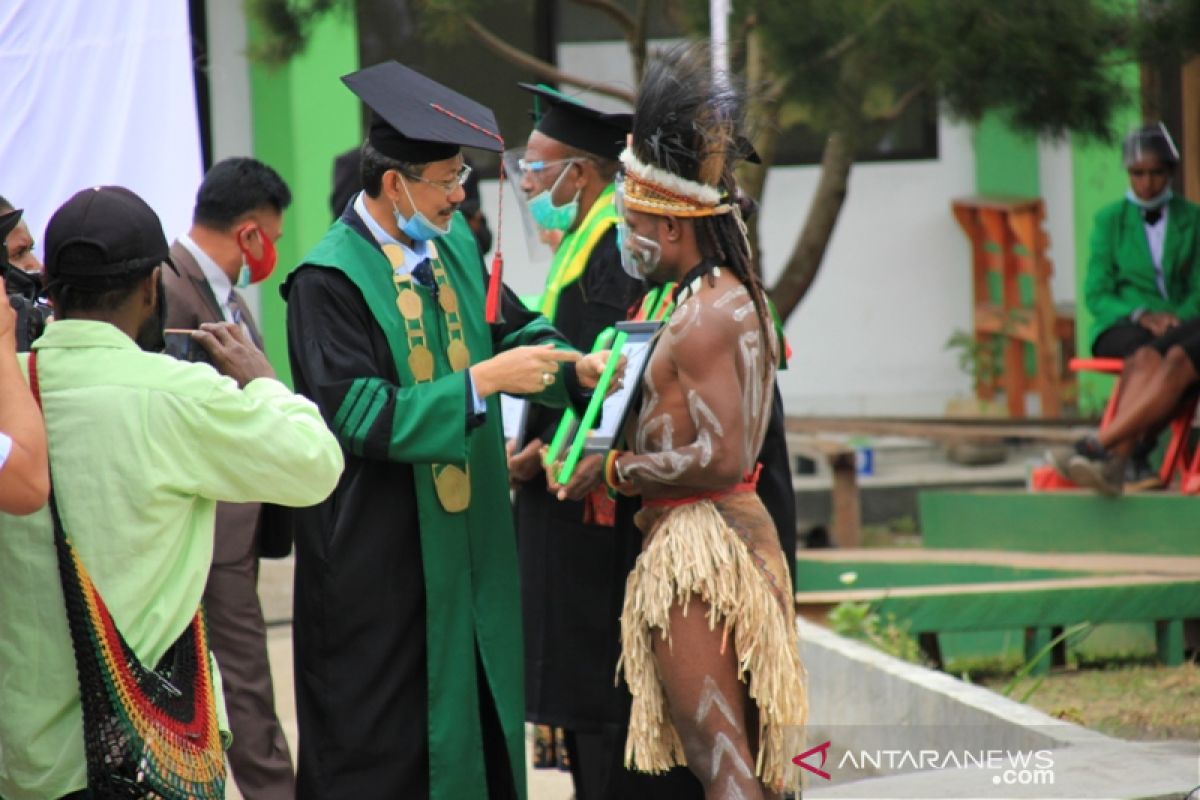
[621,44,747,218]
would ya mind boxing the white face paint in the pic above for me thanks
[624,449,695,481]
[668,296,702,336]
[720,775,749,800]
[738,330,764,466]
[687,390,724,437]
[732,300,756,322]
[638,412,676,453]
[696,675,742,732]
[712,285,749,310]
[710,732,755,782]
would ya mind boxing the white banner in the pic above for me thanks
[0,1,202,260]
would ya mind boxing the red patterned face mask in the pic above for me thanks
[237,224,277,284]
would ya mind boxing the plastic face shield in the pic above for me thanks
[1123,122,1180,168]
[614,175,662,280]
[502,147,554,264]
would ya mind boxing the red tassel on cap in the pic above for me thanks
[426,101,506,324]
[486,250,503,323]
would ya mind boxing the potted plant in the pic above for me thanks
[943,329,1008,464]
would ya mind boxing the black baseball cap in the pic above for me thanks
[520,83,632,161]
[44,186,171,291]
[343,61,504,163]
[0,208,21,243]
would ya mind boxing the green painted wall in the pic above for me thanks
[1072,63,1142,413]
[971,114,1043,379]
[248,13,361,386]
[974,113,1041,198]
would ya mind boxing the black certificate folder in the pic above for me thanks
[581,320,662,455]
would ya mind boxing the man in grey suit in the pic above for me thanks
[164,157,294,800]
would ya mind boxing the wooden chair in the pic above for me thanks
[952,197,1075,418]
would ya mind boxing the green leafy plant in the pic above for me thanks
[1000,621,1094,703]
[828,600,926,665]
[945,329,1006,394]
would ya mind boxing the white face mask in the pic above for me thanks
[1126,187,1173,211]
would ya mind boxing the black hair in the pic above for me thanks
[0,195,12,214]
[360,139,427,198]
[193,157,292,229]
[48,249,156,316]
[634,44,775,360]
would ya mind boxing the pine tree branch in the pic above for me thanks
[461,14,635,105]
[878,82,926,122]
[812,0,899,66]
[569,0,637,37]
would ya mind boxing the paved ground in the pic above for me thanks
[225,558,573,800]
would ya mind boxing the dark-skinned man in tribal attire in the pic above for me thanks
[504,84,646,798]
[280,62,611,800]
[607,47,807,799]
[511,85,799,800]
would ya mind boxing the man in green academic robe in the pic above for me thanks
[281,61,608,800]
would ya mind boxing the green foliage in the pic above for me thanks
[945,329,1005,393]
[828,600,927,665]
[1000,622,1094,702]
[671,0,1200,150]
[246,0,352,66]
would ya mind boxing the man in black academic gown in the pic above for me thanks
[281,62,609,800]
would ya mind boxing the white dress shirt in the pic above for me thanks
[1144,205,1169,299]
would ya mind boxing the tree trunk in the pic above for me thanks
[768,130,855,320]
[737,15,786,277]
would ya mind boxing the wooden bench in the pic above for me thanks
[790,436,861,548]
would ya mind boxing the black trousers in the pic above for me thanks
[1094,319,1200,372]
[567,726,703,800]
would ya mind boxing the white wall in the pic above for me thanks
[1038,134,1077,305]
[202,0,263,314]
[756,117,978,415]
[0,1,202,259]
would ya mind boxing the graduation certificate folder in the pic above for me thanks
[548,320,662,484]
[500,393,532,448]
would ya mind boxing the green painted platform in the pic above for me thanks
[796,549,1200,671]
[919,489,1200,555]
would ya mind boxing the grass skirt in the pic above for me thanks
[618,492,807,791]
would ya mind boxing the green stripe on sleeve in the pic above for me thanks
[333,377,370,434]
[348,381,389,456]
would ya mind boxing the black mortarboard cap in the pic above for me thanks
[344,61,504,163]
[44,186,170,290]
[520,83,632,161]
[0,208,21,243]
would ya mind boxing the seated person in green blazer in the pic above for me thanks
[1053,123,1200,493]
[1086,123,1200,359]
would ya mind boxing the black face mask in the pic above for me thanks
[135,273,167,353]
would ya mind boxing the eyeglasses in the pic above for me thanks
[517,157,575,178]
[1128,167,1169,178]
[403,163,473,195]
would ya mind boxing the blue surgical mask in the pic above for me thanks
[235,263,251,289]
[1126,187,1173,210]
[528,162,580,231]
[394,176,452,241]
